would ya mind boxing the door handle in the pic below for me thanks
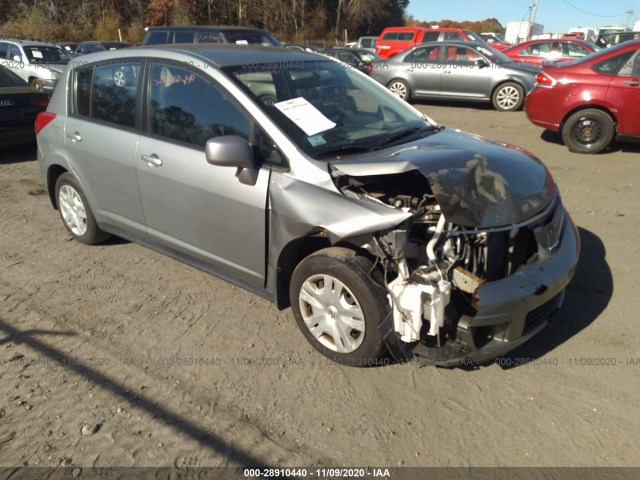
[141,154,163,167]
[622,80,640,86]
[66,132,82,142]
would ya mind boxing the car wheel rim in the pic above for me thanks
[58,185,88,236]
[113,70,126,87]
[496,86,520,109]
[572,118,602,146]
[389,82,407,99]
[298,274,366,353]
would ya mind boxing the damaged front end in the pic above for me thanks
[330,133,580,366]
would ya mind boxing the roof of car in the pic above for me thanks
[0,38,57,47]
[145,25,271,32]
[67,44,327,68]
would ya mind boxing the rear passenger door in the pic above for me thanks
[136,62,270,286]
[439,46,492,99]
[64,60,146,236]
[403,45,442,97]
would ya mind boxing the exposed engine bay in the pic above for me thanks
[330,166,561,361]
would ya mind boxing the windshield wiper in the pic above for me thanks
[373,125,435,150]
[314,144,373,158]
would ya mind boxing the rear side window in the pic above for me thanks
[382,32,399,41]
[196,32,223,43]
[174,32,195,43]
[593,50,635,75]
[73,61,142,128]
[0,42,9,59]
[421,31,439,43]
[145,31,171,45]
[443,32,463,40]
[397,32,415,41]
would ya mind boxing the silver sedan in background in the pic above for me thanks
[370,41,540,111]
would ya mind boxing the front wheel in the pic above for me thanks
[55,173,110,245]
[561,109,615,154]
[289,247,388,366]
[492,82,524,111]
[387,79,411,102]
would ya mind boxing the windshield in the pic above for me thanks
[23,46,71,65]
[222,60,436,159]
[465,31,485,43]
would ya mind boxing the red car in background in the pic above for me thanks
[525,40,640,153]
[504,39,600,66]
[375,27,507,58]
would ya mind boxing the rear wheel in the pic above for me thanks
[289,247,388,366]
[55,173,110,245]
[31,79,44,93]
[492,82,524,111]
[387,79,411,102]
[561,109,615,154]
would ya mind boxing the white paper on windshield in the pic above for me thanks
[274,97,336,136]
[31,50,43,58]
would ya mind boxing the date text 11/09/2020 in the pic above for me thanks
[244,468,391,478]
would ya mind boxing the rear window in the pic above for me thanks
[144,31,171,45]
[221,31,280,46]
[0,65,27,87]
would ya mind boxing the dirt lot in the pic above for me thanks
[0,101,639,471]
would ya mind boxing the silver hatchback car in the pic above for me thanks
[36,45,579,366]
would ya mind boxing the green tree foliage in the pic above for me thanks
[0,0,410,43]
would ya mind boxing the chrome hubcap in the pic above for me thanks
[496,86,520,109]
[58,185,87,236]
[298,274,365,353]
[113,70,126,87]
[389,82,407,99]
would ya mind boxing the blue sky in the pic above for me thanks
[405,0,640,34]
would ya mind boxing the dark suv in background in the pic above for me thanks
[142,26,280,46]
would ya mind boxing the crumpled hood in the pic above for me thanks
[331,128,557,228]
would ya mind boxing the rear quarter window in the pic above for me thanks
[382,32,399,41]
[593,50,635,75]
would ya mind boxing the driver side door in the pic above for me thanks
[137,61,270,286]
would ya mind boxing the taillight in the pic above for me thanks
[535,72,556,87]
[35,112,56,135]
[31,96,50,108]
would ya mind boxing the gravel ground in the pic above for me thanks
[0,101,639,470]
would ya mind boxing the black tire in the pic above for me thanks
[55,173,110,245]
[289,247,388,366]
[561,109,615,154]
[492,81,525,111]
[387,79,411,102]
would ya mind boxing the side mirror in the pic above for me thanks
[474,58,489,68]
[205,135,258,185]
[13,55,22,62]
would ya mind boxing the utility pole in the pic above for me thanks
[529,0,540,40]
[625,10,633,29]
